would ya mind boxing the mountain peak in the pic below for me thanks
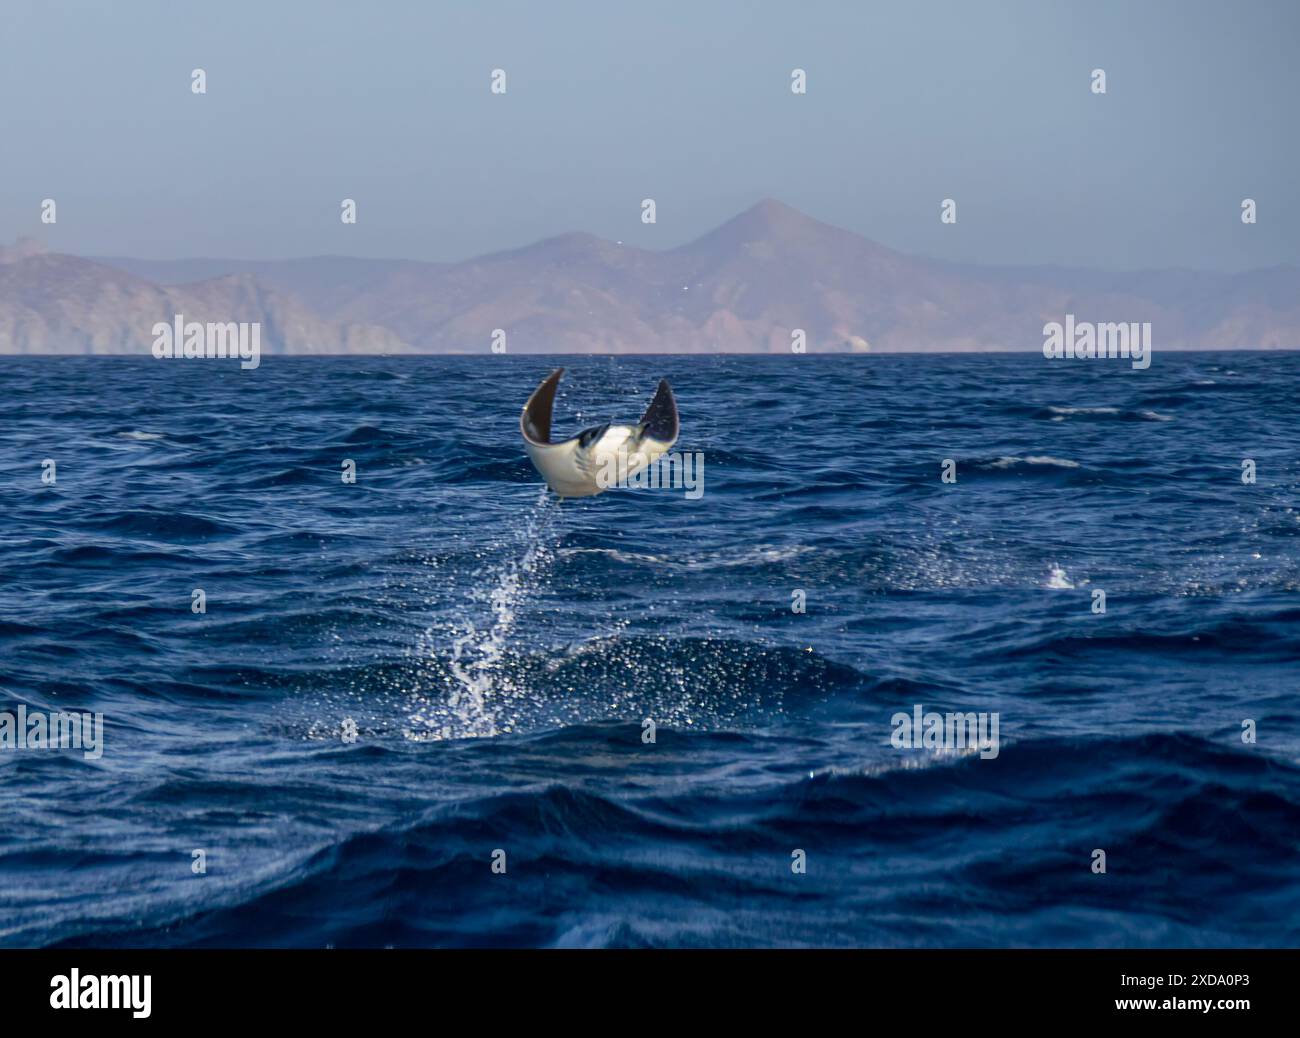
[677,198,880,261]
[746,197,803,217]
[732,197,817,231]
[509,230,618,262]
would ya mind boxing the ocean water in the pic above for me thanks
[1,352,1298,948]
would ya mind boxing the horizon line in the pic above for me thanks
[13,347,1300,358]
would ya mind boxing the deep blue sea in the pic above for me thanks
[1,352,1298,948]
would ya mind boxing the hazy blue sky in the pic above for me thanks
[3,0,1296,270]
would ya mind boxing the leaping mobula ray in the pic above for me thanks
[520,369,679,498]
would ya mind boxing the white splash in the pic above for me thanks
[989,455,1080,470]
[409,487,556,740]
[1045,566,1074,589]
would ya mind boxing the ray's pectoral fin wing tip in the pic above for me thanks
[640,378,679,446]
[521,368,566,445]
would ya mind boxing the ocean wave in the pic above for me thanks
[1038,405,1174,422]
[986,454,1079,469]
[23,733,1295,949]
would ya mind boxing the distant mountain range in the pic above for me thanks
[3,200,1298,355]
